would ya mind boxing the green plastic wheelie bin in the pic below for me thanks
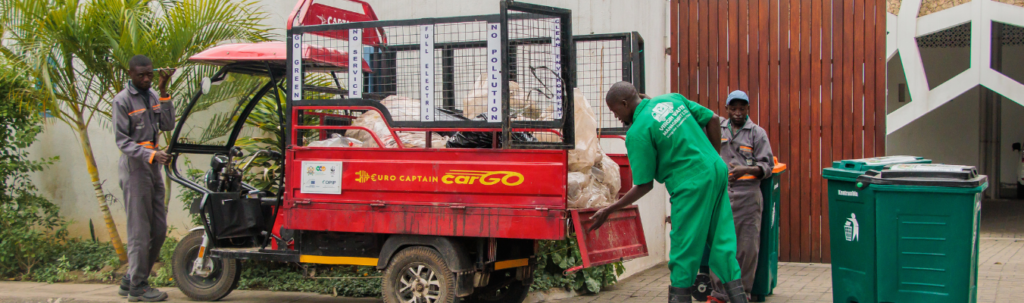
[822,156,930,303]
[857,164,987,303]
[750,159,787,302]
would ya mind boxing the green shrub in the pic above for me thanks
[0,61,62,280]
[532,235,624,294]
[236,262,382,297]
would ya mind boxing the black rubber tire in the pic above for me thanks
[1017,183,1023,199]
[172,230,242,301]
[461,268,532,303]
[691,272,713,301]
[382,246,457,303]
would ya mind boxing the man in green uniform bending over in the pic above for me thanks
[589,82,748,303]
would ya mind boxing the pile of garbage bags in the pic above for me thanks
[346,96,449,148]
[307,133,363,147]
[566,88,620,209]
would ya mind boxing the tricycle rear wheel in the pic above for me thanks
[172,230,242,301]
[382,246,457,303]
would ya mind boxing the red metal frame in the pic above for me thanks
[600,135,632,198]
[293,106,406,148]
[281,147,570,240]
[568,206,648,271]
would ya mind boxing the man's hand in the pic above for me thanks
[153,150,171,165]
[587,182,654,233]
[157,68,175,98]
[588,207,613,233]
[728,163,739,182]
[728,163,759,182]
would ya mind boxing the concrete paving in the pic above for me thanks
[1,200,1021,303]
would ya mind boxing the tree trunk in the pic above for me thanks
[76,123,128,262]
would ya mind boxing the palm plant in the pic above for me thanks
[0,0,270,262]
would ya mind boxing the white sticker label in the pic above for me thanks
[349,29,363,99]
[487,23,502,123]
[860,156,920,165]
[838,190,859,197]
[291,34,303,101]
[551,19,563,119]
[844,213,859,242]
[888,164,965,172]
[301,161,343,194]
[420,25,435,122]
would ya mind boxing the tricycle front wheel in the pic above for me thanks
[172,230,241,301]
[382,246,457,303]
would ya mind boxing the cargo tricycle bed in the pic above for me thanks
[165,1,648,302]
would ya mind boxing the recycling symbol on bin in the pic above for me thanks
[844,213,859,242]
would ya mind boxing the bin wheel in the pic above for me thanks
[172,230,241,301]
[462,268,532,303]
[691,272,713,301]
[383,246,457,303]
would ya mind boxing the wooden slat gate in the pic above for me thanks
[669,0,887,263]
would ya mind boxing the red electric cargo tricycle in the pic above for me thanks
[167,1,648,302]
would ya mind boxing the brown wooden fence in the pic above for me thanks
[669,0,887,263]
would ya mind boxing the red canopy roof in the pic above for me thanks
[189,42,372,72]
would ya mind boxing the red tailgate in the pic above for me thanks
[570,206,648,269]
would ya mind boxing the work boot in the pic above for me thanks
[127,281,168,302]
[723,280,748,303]
[669,286,693,303]
[118,275,130,296]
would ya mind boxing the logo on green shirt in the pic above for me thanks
[652,102,692,138]
[652,102,673,122]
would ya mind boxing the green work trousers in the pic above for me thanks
[668,161,743,288]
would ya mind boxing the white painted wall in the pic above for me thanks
[28,0,670,279]
[886,44,1024,188]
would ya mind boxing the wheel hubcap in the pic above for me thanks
[397,264,441,303]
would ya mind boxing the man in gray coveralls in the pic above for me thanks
[709,90,774,302]
[114,55,175,302]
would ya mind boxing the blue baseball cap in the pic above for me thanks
[726,90,749,106]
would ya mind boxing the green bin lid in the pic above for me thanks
[823,156,930,181]
[832,156,930,171]
[856,164,987,188]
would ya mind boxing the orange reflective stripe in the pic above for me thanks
[159,96,171,102]
[128,109,146,116]
[740,146,753,151]
[148,151,156,164]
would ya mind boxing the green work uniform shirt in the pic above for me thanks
[626,93,724,196]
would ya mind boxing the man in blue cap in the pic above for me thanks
[709,90,775,302]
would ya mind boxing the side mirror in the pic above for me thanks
[1013,142,1021,151]
[230,146,244,158]
[201,77,212,94]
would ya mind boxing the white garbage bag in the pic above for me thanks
[567,88,600,173]
[307,133,363,148]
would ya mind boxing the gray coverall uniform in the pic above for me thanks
[114,84,175,288]
[711,117,774,301]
